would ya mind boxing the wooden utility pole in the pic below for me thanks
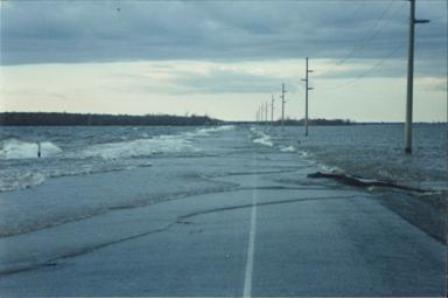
[301,57,313,136]
[281,83,286,128]
[265,102,268,124]
[404,0,429,154]
[260,104,264,124]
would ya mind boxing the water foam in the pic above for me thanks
[0,139,62,160]
[185,125,235,138]
[83,126,237,160]
[319,164,344,174]
[280,145,296,152]
[81,135,195,160]
[0,171,47,192]
[250,127,274,147]
[0,125,235,193]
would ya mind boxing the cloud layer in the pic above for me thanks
[1,0,446,68]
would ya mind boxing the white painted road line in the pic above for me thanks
[243,187,258,298]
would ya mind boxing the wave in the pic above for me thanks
[0,171,47,192]
[280,145,296,152]
[250,127,274,147]
[184,125,236,138]
[198,125,235,134]
[0,125,236,192]
[80,135,196,160]
[0,162,155,193]
[0,139,62,160]
[79,126,235,160]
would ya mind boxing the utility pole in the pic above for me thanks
[301,57,313,136]
[281,83,286,128]
[265,101,268,124]
[404,0,429,154]
[260,104,264,124]
[271,94,275,125]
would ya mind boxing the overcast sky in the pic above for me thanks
[1,0,446,121]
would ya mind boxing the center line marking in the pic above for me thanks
[243,186,258,298]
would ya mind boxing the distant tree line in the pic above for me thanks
[230,118,353,126]
[282,118,353,126]
[0,112,222,126]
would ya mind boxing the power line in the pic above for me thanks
[334,0,397,65]
[299,0,367,31]
[346,1,365,20]
[319,41,406,92]
[320,0,404,77]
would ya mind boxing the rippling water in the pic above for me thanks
[250,124,447,192]
[0,124,446,193]
[0,126,232,192]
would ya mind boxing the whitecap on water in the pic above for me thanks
[0,171,47,192]
[79,126,236,160]
[184,125,236,138]
[0,139,62,160]
[319,164,344,174]
[280,145,296,152]
[0,125,235,192]
[81,135,196,160]
[250,127,274,147]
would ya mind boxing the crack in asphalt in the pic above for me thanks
[0,164,349,278]
[177,195,359,222]
[0,193,358,278]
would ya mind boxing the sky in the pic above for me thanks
[0,0,447,122]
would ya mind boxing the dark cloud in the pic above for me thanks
[1,0,446,74]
